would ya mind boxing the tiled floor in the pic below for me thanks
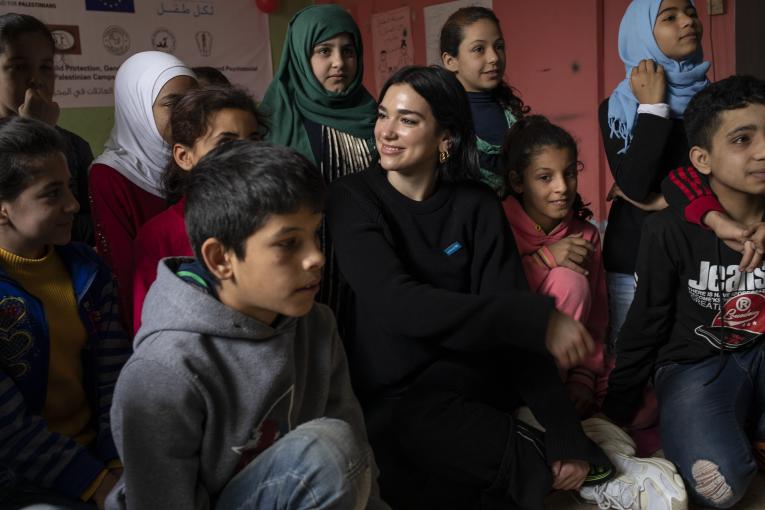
[544,473,765,509]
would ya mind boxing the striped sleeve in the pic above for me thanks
[0,370,104,498]
[92,271,132,463]
[662,166,724,226]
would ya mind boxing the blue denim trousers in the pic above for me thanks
[215,418,373,510]
[654,341,765,509]
[606,272,637,350]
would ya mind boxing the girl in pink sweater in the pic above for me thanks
[502,115,607,419]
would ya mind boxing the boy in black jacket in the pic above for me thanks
[603,75,765,509]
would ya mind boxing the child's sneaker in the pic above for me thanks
[582,417,637,457]
[580,452,687,510]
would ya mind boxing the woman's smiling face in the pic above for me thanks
[374,83,449,178]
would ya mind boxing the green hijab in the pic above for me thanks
[262,4,377,161]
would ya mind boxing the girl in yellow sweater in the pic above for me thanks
[0,117,130,509]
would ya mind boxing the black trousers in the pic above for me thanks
[366,356,555,510]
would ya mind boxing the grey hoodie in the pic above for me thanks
[108,258,386,509]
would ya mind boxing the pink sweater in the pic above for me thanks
[503,196,607,382]
[132,198,192,334]
[89,164,168,328]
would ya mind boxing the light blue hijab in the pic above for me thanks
[608,0,710,153]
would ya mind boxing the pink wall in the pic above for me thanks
[318,0,736,222]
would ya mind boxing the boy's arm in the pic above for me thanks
[662,167,765,270]
[661,166,723,226]
[322,319,390,510]
[602,217,677,425]
[0,370,106,500]
[599,100,674,203]
[92,269,133,464]
[110,358,207,510]
[326,182,554,355]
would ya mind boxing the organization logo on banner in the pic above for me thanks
[103,26,130,56]
[195,31,212,57]
[85,0,135,12]
[151,28,176,53]
[47,25,82,55]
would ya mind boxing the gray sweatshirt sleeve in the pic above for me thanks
[323,324,391,510]
[109,357,209,510]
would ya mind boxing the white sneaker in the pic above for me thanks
[582,417,637,457]
[580,452,687,510]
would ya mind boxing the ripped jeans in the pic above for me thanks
[654,341,765,509]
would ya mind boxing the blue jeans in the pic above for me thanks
[606,272,636,350]
[215,418,373,510]
[654,342,765,508]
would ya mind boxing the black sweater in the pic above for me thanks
[599,99,691,274]
[467,91,507,146]
[327,166,607,463]
[602,208,765,424]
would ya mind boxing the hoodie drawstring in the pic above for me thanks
[704,238,729,386]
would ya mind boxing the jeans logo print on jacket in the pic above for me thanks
[689,261,765,349]
[0,297,34,379]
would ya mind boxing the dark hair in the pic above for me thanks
[191,66,231,87]
[685,75,765,150]
[0,116,65,201]
[440,7,529,120]
[162,86,269,204]
[0,13,54,54]
[502,115,592,221]
[185,141,326,265]
[378,65,480,182]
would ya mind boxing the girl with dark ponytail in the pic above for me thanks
[441,6,529,194]
[502,115,606,418]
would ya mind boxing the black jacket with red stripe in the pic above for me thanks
[599,100,721,275]
[661,166,725,225]
[603,208,765,425]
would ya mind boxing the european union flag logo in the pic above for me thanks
[85,0,135,13]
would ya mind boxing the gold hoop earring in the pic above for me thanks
[439,150,450,163]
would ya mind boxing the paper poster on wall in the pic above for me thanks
[423,0,492,66]
[371,6,414,94]
[2,0,272,107]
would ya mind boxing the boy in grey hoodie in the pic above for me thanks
[108,141,387,510]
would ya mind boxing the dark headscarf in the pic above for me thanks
[261,4,377,161]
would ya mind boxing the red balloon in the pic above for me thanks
[255,0,279,14]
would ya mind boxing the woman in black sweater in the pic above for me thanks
[327,66,618,510]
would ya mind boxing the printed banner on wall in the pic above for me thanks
[370,6,413,94]
[0,0,272,107]
[423,0,492,66]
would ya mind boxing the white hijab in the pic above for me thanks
[94,51,196,197]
